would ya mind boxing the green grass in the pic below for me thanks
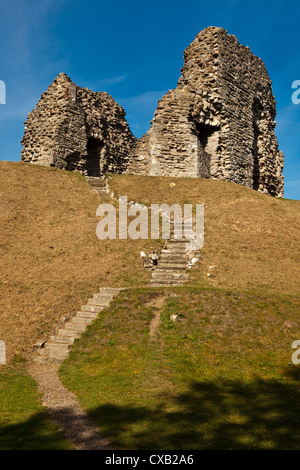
[59,287,300,450]
[0,363,73,450]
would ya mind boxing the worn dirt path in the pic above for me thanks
[28,362,111,450]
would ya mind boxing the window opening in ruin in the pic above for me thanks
[195,122,220,177]
[86,138,103,177]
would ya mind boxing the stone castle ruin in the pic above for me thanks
[21,73,136,175]
[21,27,284,197]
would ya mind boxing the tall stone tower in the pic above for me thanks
[128,27,284,197]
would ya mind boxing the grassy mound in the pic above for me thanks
[1,161,299,449]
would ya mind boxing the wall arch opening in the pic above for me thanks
[86,138,103,177]
[195,122,220,177]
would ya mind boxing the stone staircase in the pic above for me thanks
[151,238,191,286]
[86,176,108,195]
[32,179,199,361]
[33,288,123,364]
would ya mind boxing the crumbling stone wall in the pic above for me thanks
[21,73,136,176]
[128,27,284,197]
[21,27,284,197]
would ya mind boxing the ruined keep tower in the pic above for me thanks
[128,27,284,197]
[21,73,136,176]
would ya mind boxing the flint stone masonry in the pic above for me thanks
[21,27,284,197]
[128,27,284,197]
[21,73,136,176]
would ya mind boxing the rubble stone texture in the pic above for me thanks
[128,27,284,197]
[21,73,136,176]
[21,27,284,197]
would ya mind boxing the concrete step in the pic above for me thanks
[159,261,187,267]
[163,244,187,250]
[93,188,108,195]
[99,287,124,295]
[64,322,87,332]
[33,355,64,364]
[150,279,186,286]
[159,256,188,263]
[57,328,82,338]
[50,350,69,358]
[48,335,75,345]
[76,311,99,319]
[161,252,187,258]
[165,246,189,251]
[81,305,104,313]
[69,317,94,326]
[162,248,187,253]
[93,293,115,301]
[160,251,187,256]
[154,267,188,273]
[156,263,187,269]
[37,347,69,359]
[152,272,190,280]
[45,342,70,351]
[87,297,112,307]
[86,177,106,185]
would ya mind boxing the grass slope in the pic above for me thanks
[0,162,157,362]
[59,288,300,450]
[109,174,300,294]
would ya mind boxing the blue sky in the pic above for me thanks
[0,0,299,199]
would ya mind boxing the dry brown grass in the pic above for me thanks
[109,174,300,294]
[0,163,156,362]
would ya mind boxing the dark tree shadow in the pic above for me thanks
[0,411,73,450]
[1,371,299,450]
[87,372,300,450]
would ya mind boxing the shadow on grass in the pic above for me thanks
[1,372,299,450]
[0,410,73,450]
[87,372,300,450]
